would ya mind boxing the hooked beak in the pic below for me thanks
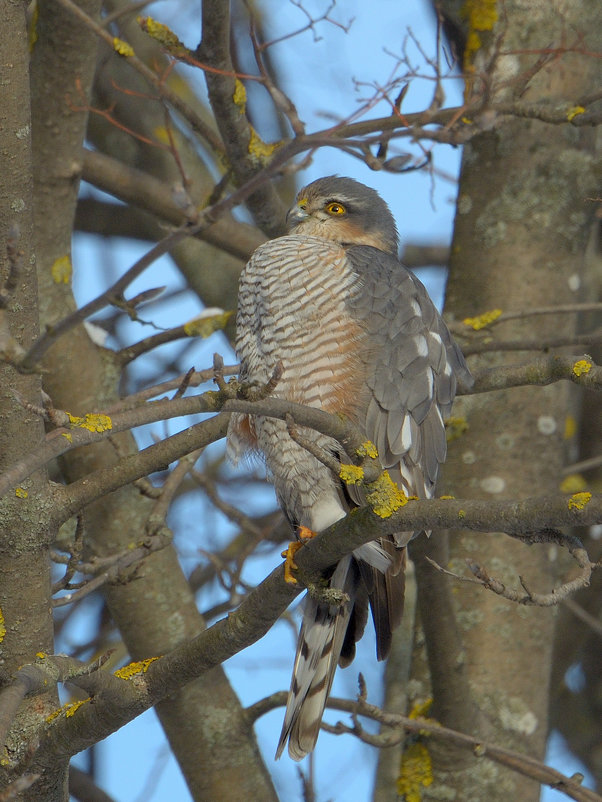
[286,204,309,229]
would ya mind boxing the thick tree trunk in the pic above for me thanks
[410,2,601,800]
[0,3,62,800]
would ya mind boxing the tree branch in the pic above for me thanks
[81,149,265,261]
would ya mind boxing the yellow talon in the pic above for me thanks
[281,527,316,584]
[281,542,303,584]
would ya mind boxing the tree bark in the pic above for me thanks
[415,2,601,800]
[0,3,62,799]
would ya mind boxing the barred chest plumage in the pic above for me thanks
[237,236,369,418]
[231,235,369,531]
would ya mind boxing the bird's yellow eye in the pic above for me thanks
[326,202,346,216]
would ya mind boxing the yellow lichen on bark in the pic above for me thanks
[397,742,433,801]
[566,106,585,121]
[65,699,89,717]
[366,471,408,518]
[233,79,246,112]
[46,698,89,723]
[356,440,378,459]
[445,416,469,441]
[0,608,5,643]
[183,310,233,338]
[138,16,186,54]
[339,464,365,485]
[568,491,592,511]
[409,697,433,719]
[114,656,160,679]
[51,255,72,285]
[564,415,577,439]
[113,37,134,58]
[463,308,502,330]
[572,359,592,377]
[248,129,279,164]
[15,487,28,498]
[68,413,113,433]
[461,0,498,71]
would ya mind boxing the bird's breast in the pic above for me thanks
[240,237,369,420]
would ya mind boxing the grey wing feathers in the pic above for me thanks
[346,245,472,498]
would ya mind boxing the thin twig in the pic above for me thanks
[53,0,225,153]
[425,528,596,606]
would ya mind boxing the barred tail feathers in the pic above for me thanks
[276,556,357,761]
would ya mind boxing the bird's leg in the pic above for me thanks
[281,525,316,584]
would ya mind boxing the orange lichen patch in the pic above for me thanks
[461,0,499,74]
[445,416,469,442]
[65,699,88,717]
[233,79,246,111]
[568,491,592,511]
[138,16,186,54]
[248,129,279,164]
[410,698,433,719]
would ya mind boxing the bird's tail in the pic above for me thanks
[275,555,357,761]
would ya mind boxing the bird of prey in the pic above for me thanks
[227,176,471,760]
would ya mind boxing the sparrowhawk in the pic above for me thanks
[227,176,471,761]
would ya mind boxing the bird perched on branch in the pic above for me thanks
[227,176,471,761]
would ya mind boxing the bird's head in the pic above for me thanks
[285,176,399,255]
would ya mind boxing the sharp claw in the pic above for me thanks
[281,528,317,584]
[281,541,304,584]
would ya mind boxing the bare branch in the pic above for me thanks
[425,527,595,607]
[197,0,285,236]
[468,355,602,394]
[53,0,225,153]
[324,697,602,802]
[81,149,265,261]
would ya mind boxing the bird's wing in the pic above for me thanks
[343,245,472,660]
[346,245,472,500]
